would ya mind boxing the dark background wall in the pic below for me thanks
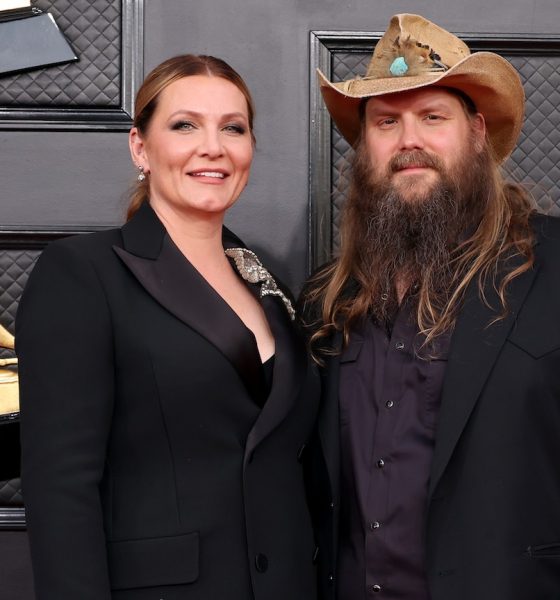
[2,0,559,292]
[1,2,559,598]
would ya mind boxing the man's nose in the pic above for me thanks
[398,118,424,151]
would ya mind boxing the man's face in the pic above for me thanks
[363,87,486,202]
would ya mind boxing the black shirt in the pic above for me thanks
[337,301,450,599]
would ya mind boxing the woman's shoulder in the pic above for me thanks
[37,227,124,270]
[48,226,123,254]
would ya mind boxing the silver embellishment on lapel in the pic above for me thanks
[225,247,296,321]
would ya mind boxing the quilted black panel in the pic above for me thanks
[330,51,560,251]
[0,479,22,507]
[0,250,40,360]
[0,0,121,107]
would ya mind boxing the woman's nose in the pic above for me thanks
[197,129,224,158]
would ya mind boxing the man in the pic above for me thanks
[301,13,560,600]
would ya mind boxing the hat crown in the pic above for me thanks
[366,13,470,79]
[317,12,525,163]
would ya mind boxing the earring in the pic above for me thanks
[137,165,146,182]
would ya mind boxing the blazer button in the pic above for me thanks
[255,553,268,573]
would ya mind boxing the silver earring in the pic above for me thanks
[137,165,146,182]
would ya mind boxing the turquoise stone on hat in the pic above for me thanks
[389,57,408,76]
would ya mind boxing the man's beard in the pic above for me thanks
[349,140,491,325]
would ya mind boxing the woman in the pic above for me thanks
[17,55,318,600]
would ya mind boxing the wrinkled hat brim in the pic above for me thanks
[318,52,525,163]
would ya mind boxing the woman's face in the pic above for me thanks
[130,75,253,219]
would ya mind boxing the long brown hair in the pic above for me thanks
[127,54,255,220]
[304,113,536,359]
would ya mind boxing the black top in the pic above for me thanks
[257,355,275,408]
[337,299,450,599]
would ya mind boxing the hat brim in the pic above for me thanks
[318,52,525,164]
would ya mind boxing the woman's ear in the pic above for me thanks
[129,127,149,172]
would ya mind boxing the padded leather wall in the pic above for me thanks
[0,0,121,107]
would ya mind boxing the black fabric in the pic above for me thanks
[304,214,560,600]
[17,203,319,600]
[259,355,275,407]
[337,309,449,600]
[107,532,199,590]
[0,531,35,600]
[114,236,266,405]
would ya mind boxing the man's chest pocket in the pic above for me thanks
[507,321,560,359]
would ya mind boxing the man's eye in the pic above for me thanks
[425,114,442,121]
[379,118,396,127]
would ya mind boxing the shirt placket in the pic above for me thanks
[364,313,415,597]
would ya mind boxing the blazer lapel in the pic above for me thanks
[244,292,307,459]
[428,254,540,499]
[114,203,264,402]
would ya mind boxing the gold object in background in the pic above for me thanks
[0,323,18,417]
[0,322,14,349]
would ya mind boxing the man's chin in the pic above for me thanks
[392,174,439,203]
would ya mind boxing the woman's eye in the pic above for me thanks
[223,124,246,134]
[172,120,195,131]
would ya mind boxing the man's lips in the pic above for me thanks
[394,164,433,173]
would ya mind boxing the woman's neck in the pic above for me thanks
[151,202,229,271]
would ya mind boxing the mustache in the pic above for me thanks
[388,150,445,173]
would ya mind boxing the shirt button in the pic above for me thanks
[386,400,394,408]
[376,459,385,468]
[395,341,405,350]
[255,553,268,572]
[370,584,382,593]
[368,521,380,531]
[328,574,335,585]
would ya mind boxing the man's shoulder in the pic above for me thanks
[531,212,560,244]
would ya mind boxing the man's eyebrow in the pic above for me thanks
[367,101,454,116]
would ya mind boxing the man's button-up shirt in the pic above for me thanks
[337,304,450,599]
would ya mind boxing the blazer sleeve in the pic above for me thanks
[16,240,115,600]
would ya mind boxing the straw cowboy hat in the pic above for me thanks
[318,13,525,163]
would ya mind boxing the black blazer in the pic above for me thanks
[304,214,560,600]
[17,203,319,600]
